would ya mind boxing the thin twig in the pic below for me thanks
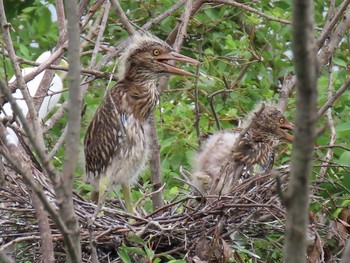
[208,62,251,130]
[319,58,336,178]
[141,0,187,30]
[316,0,350,49]
[90,1,111,67]
[211,0,292,25]
[317,77,350,120]
[109,0,136,35]
[194,36,203,144]
[318,8,350,67]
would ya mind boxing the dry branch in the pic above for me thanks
[284,1,317,262]
[58,0,82,261]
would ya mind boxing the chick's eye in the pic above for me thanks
[279,117,285,124]
[153,49,160,56]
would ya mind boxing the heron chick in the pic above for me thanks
[192,104,294,195]
[84,33,198,214]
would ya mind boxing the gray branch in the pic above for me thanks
[57,0,83,262]
[283,1,318,262]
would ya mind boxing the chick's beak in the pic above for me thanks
[155,51,199,77]
[280,119,294,142]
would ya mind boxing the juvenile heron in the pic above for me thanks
[192,104,294,195]
[84,33,198,214]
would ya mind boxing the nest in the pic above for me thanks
[0,163,289,262]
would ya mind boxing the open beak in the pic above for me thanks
[280,119,294,142]
[155,51,199,77]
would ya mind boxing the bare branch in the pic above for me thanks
[173,0,194,52]
[211,0,292,25]
[148,113,164,212]
[194,37,203,143]
[141,0,187,31]
[317,77,350,120]
[319,59,336,178]
[149,0,195,212]
[48,126,68,160]
[58,0,82,261]
[90,1,111,68]
[166,0,205,44]
[283,1,317,262]
[316,0,350,49]
[109,0,136,35]
[278,74,296,112]
[318,8,350,67]
[29,191,55,263]
[32,0,67,118]
[56,0,67,45]
[278,2,350,109]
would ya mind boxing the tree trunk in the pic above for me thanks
[283,0,318,262]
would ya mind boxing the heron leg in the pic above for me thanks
[91,189,109,220]
[90,186,99,203]
[90,176,101,203]
[91,176,111,220]
[121,183,134,215]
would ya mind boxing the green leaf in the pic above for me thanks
[126,233,146,246]
[231,243,261,259]
[19,44,30,57]
[170,186,179,195]
[119,245,146,256]
[21,6,37,13]
[333,57,347,68]
[118,250,132,263]
[336,122,350,133]
[337,151,350,166]
[204,8,218,21]
[36,7,52,35]
[225,34,236,50]
[144,246,154,258]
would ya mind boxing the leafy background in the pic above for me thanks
[1,0,350,261]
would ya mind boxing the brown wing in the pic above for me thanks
[84,86,126,180]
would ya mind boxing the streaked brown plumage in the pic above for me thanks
[84,33,198,213]
[192,104,294,195]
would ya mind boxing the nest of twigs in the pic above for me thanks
[0,162,290,262]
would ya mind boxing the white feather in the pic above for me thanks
[1,51,63,145]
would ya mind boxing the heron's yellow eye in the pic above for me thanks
[153,49,160,56]
[279,117,285,124]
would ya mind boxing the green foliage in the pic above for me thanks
[118,242,166,263]
[3,0,35,20]
[2,0,350,261]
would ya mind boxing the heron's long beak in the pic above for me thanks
[280,120,294,142]
[155,51,199,77]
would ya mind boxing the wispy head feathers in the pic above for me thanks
[241,100,279,128]
[117,33,171,79]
